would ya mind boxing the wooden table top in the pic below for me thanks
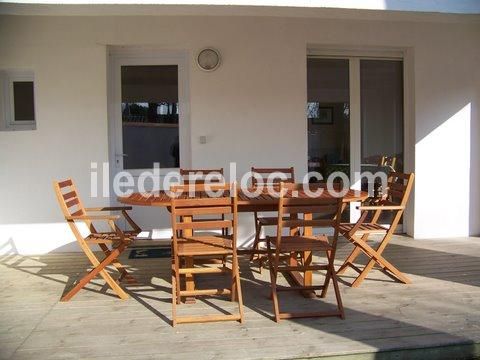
[118,186,369,208]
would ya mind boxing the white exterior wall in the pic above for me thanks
[0,14,479,254]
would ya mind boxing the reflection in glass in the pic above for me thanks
[121,65,179,169]
[13,81,35,121]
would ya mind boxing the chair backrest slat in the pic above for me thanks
[62,191,77,201]
[53,178,86,218]
[70,209,85,217]
[175,206,232,216]
[65,197,80,209]
[171,196,232,208]
[53,178,97,234]
[180,168,224,185]
[251,167,295,186]
[364,172,414,230]
[388,182,406,192]
[280,204,341,216]
[176,219,233,231]
[58,179,73,188]
[384,172,414,207]
[170,183,237,241]
[272,182,343,257]
[282,219,338,228]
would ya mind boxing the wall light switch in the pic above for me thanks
[199,135,207,144]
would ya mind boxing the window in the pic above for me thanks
[0,70,36,131]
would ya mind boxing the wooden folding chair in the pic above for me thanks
[53,179,141,301]
[250,167,295,271]
[337,172,415,287]
[266,183,345,322]
[170,183,244,326]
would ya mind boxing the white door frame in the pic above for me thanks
[107,47,191,185]
[307,46,413,232]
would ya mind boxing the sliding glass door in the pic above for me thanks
[307,55,404,224]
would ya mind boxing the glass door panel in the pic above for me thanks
[121,65,179,169]
[360,59,403,173]
[307,58,350,183]
[360,59,404,225]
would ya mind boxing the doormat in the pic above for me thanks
[129,247,171,259]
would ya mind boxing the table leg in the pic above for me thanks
[184,256,196,304]
[287,212,316,298]
[182,215,196,304]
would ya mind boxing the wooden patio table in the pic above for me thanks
[118,185,368,302]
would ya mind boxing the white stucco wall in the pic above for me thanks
[0,12,479,254]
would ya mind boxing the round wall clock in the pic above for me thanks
[196,48,221,72]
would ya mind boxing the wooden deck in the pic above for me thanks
[1,236,480,359]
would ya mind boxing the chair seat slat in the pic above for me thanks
[175,206,232,216]
[281,205,340,214]
[173,197,232,207]
[176,219,232,230]
[281,219,335,228]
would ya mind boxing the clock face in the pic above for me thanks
[197,48,220,71]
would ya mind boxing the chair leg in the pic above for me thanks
[320,250,332,298]
[350,235,411,287]
[184,256,195,303]
[337,245,362,275]
[232,253,245,323]
[351,260,374,287]
[172,260,178,327]
[267,243,280,322]
[258,238,265,274]
[330,265,345,319]
[251,222,266,274]
[322,250,345,319]
[98,243,137,284]
[352,255,411,287]
[250,221,261,261]
[61,244,128,301]
[175,256,181,304]
[230,254,237,302]
[222,225,228,267]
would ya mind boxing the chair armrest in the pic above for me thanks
[85,206,133,212]
[357,205,404,211]
[65,215,120,221]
